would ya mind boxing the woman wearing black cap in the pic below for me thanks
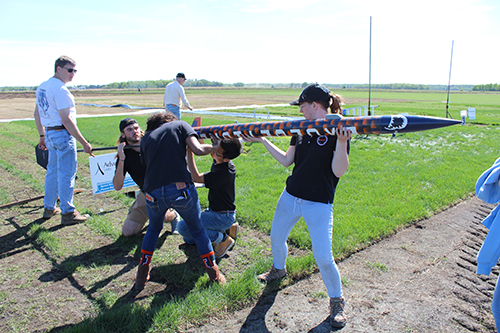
[243,83,351,328]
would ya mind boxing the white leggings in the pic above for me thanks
[271,189,342,298]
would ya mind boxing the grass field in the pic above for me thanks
[0,88,499,332]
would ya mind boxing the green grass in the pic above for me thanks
[27,224,63,257]
[2,88,500,332]
[365,261,389,273]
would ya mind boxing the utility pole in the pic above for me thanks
[445,40,454,119]
[368,16,372,115]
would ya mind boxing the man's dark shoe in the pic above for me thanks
[43,207,61,219]
[134,264,151,290]
[61,210,89,225]
[205,263,226,284]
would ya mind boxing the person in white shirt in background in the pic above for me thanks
[163,72,193,119]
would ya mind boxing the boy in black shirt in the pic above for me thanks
[177,138,242,258]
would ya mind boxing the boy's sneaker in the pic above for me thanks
[43,207,61,219]
[257,265,287,283]
[330,297,347,328]
[226,222,239,240]
[213,236,235,258]
[61,210,89,226]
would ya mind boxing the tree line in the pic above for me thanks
[103,79,224,89]
[472,83,500,92]
[2,81,495,92]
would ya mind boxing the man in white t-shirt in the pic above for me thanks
[162,72,193,119]
[34,56,94,225]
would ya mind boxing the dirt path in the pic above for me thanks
[192,197,498,332]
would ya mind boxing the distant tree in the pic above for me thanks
[184,79,223,87]
[473,83,500,91]
[233,82,244,87]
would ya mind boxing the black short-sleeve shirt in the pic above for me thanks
[285,134,349,204]
[204,160,236,211]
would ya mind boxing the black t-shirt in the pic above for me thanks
[285,134,350,204]
[204,160,236,211]
[115,148,145,190]
[140,121,197,193]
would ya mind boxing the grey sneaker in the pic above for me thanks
[226,222,239,240]
[257,265,287,283]
[61,210,89,225]
[213,236,235,258]
[330,297,347,328]
[43,207,61,219]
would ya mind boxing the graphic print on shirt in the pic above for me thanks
[37,89,50,117]
[317,135,328,146]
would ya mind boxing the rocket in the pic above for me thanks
[193,114,462,139]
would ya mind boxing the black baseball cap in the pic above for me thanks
[119,118,138,132]
[290,83,330,105]
[176,72,186,79]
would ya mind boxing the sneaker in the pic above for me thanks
[226,222,239,240]
[330,297,347,328]
[43,207,61,219]
[170,214,180,235]
[257,265,287,283]
[213,236,235,258]
[61,210,89,226]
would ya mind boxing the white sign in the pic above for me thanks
[468,107,476,120]
[88,153,137,195]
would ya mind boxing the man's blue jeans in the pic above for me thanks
[44,129,77,214]
[177,209,236,244]
[143,183,214,262]
[165,104,180,119]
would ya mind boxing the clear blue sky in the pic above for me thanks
[1,0,498,87]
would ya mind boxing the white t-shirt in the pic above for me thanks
[36,77,76,127]
[163,80,191,108]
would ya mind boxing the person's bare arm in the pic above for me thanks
[58,107,94,156]
[186,148,205,183]
[242,135,295,167]
[112,142,126,190]
[331,126,351,177]
[186,135,219,156]
[34,105,46,150]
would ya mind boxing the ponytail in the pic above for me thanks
[329,94,343,114]
[317,93,343,114]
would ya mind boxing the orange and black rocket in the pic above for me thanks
[193,114,462,139]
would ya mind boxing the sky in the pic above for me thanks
[0,0,499,87]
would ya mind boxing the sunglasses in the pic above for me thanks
[63,67,77,73]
